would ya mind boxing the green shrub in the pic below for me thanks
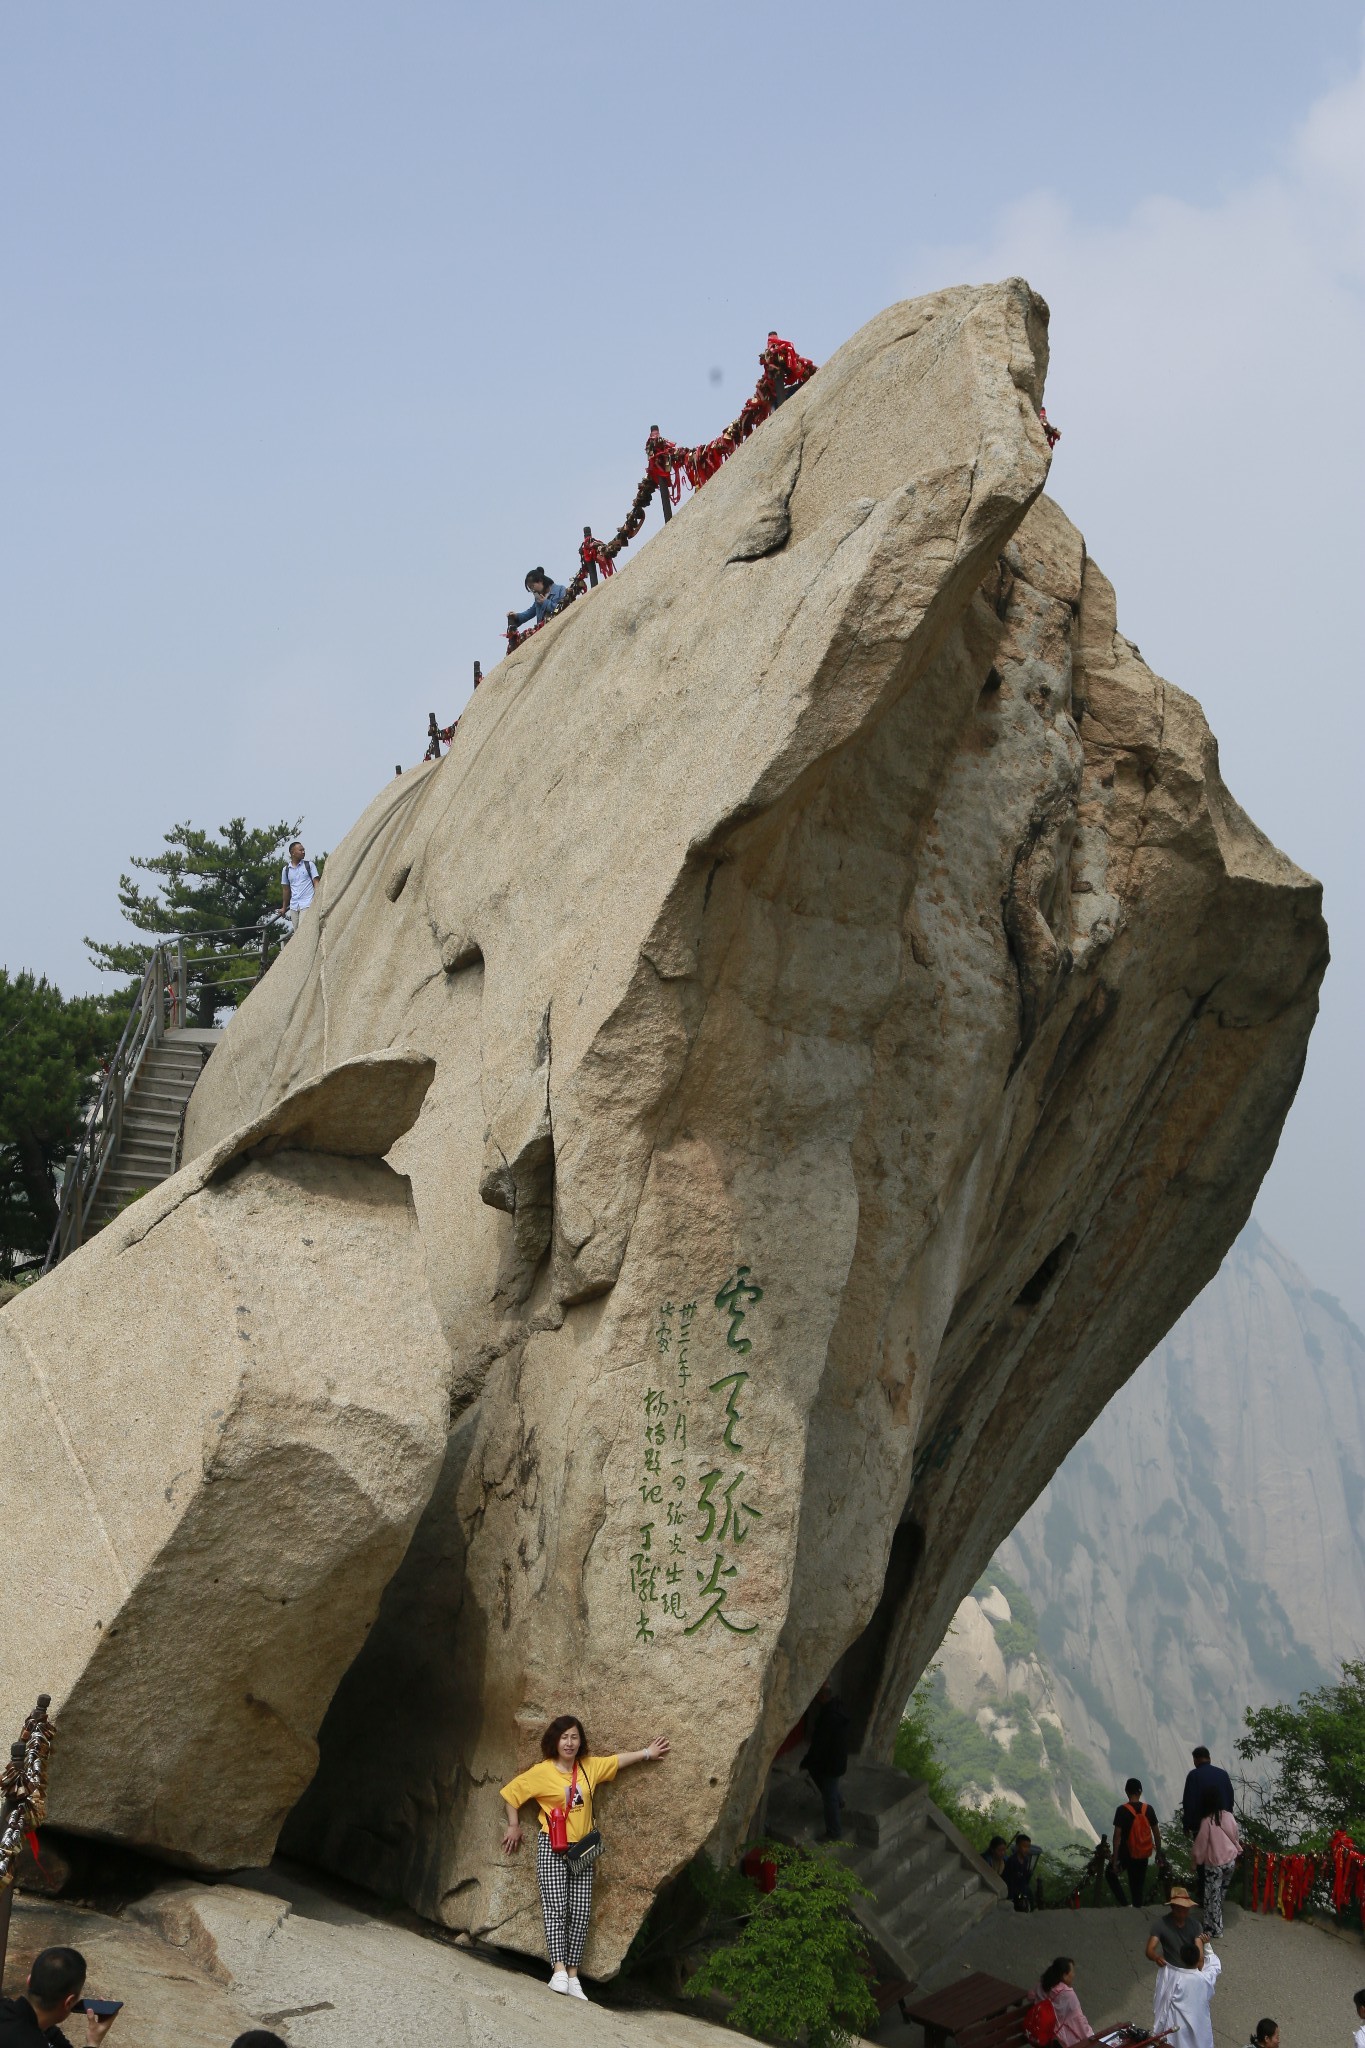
[994,1619,1036,1662]
[685,1842,878,2048]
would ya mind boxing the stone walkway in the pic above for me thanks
[876,1899,1365,2047]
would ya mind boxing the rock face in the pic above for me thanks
[997,1220,1365,1808]
[17,281,1321,1973]
[0,1054,449,1868]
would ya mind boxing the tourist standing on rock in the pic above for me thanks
[801,1682,851,1841]
[1160,1941,1221,2048]
[1111,1775,1163,1908]
[280,841,319,934]
[1192,1786,1241,1938]
[0,1947,118,2048]
[1030,1958,1093,2045]
[508,567,568,632]
[500,1714,670,1999]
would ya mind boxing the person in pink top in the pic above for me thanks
[1192,1785,1242,1938]
[1032,1957,1093,2046]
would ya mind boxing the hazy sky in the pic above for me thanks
[3,4,1362,1317]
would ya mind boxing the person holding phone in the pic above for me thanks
[500,1714,669,1999]
[0,1947,119,2048]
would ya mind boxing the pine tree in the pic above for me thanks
[86,817,313,1027]
[0,970,121,1274]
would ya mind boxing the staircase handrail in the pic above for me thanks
[42,944,172,1271]
[42,921,283,1271]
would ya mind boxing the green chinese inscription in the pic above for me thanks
[708,1370,748,1453]
[685,1551,758,1635]
[714,1265,763,1352]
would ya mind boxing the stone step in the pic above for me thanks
[865,1838,980,1916]
[887,1870,987,1962]
[856,1816,947,1892]
[121,1112,184,1137]
[116,1134,176,1162]
[837,1764,932,1848]
[135,1064,200,1090]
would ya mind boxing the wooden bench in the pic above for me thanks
[898,1972,1030,2048]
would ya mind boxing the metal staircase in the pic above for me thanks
[43,928,272,1269]
[765,1756,1006,1988]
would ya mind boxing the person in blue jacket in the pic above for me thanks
[1181,1747,1235,1835]
[510,567,568,628]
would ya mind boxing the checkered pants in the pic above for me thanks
[537,1828,595,1969]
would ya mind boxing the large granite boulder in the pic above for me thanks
[0,1053,449,1868]
[12,281,1322,1974]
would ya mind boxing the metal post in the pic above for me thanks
[650,428,672,522]
[395,764,403,777]
[175,944,187,1042]
[258,921,269,982]
[582,526,597,587]
[427,711,441,760]
[473,661,482,690]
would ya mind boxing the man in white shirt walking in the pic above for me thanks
[280,840,319,933]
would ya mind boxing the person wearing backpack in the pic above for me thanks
[1111,1775,1162,1907]
[280,841,320,934]
[1192,1785,1241,1938]
[1025,1957,1093,2045]
[500,1713,670,1999]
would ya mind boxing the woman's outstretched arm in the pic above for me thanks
[616,1737,671,1769]
[502,1798,525,1854]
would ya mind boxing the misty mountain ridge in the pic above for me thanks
[927,1219,1365,1836]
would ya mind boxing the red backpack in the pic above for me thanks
[1024,1998,1057,2045]
[1125,1801,1155,1860]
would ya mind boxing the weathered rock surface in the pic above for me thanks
[0,1053,449,1867]
[13,281,1323,1973]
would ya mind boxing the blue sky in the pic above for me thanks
[2,3,1362,1314]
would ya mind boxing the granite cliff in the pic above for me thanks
[995,1221,1365,1810]
[0,282,1326,1974]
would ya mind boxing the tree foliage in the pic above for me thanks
[0,970,121,1274]
[85,816,309,1026]
[1236,1659,1365,1850]
[684,1842,877,2048]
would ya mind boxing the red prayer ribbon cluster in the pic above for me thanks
[503,332,817,652]
[1330,1829,1365,1923]
[1250,1841,1324,1921]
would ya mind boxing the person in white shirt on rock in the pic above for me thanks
[280,841,319,933]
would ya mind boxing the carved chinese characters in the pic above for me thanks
[630,1268,770,1643]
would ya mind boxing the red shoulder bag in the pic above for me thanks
[547,1761,578,1853]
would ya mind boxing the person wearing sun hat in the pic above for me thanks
[1147,1887,1206,2040]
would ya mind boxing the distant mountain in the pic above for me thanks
[984,1220,1365,1819]
[927,1571,1105,1852]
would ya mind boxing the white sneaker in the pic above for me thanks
[548,1970,569,1994]
[566,1978,589,2001]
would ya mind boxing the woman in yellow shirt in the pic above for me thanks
[501,1712,670,1998]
